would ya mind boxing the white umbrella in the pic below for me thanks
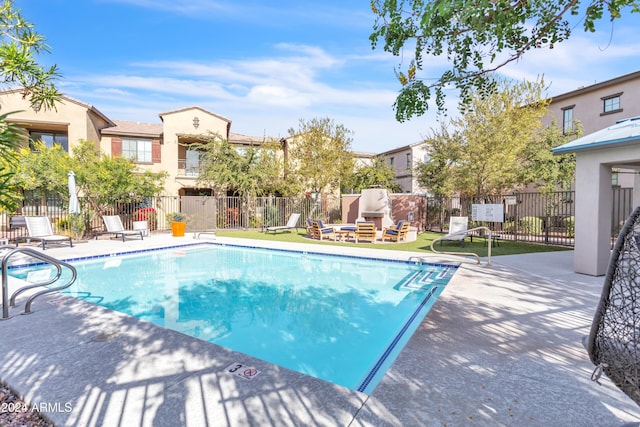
[68,171,80,214]
[68,171,80,240]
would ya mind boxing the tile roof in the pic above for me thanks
[102,120,164,137]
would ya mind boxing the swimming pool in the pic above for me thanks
[10,243,457,394]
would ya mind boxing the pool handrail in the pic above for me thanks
[1,245,77,320]
[430,226,493,266]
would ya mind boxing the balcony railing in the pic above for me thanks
[177,159,199,177]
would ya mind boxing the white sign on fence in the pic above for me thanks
[471,204,504,222]
[504,196,517,205]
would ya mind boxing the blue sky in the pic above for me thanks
[18,0,640,153]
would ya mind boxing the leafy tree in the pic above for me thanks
[287,117,354,197]
[415,122,461,197]
[193,133,293,197]
[0,0,61,211]
[0,113,27,209]
[191,133,242,196]
[416,78,552,197]
[520,119,580,193]
[71,140,166,218]
[12,140,73,202]
[370,0,640,121]
[343,156,402,194]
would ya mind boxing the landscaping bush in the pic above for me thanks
[519,216,543,234]
[563,216,575,238]
[501,217,543,234]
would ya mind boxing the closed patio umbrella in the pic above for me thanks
[68,171,80,239]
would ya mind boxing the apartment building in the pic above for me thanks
[0,89,273,196]
[377,142,430,194]
[545,70,640,187]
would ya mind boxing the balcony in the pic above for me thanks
[177,159,199,177]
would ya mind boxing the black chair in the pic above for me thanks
[585,205,640,412]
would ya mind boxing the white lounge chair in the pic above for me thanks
[102,215,144,242]
[266,213,301,234]
[441,216,469,247]
[24,216,73,250]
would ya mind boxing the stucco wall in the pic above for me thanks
[1,90,108,151]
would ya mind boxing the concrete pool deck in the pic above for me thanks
[1,233,639,426]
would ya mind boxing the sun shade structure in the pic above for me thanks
[552,117,640,275]
[586,205,640,406]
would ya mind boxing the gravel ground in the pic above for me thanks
[0,383,54,427]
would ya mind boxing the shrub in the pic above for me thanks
[502,217,543,234]
[166,212,186,222]
[563,216,575,238]
[520,216,544,234]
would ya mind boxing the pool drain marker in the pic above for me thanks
[225,362,261,380]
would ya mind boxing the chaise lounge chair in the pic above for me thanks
[311,219,335,241]
[382,220,410,242]
[102,215,144,242]
[266,213,301,234]
[24,216,73,250]
[355,221,377,243]
[440,216,468,247]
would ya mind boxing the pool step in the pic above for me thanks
[396,266,456,291]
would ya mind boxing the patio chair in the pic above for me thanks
[266,213,301,234]
[306,218,315,237]
[440,216,468,247]
[585,205,640,407]
[23,216,73,250]
[382,220,410,242]
[311,220,335,241]
[355,221,376,243]
[102,215,144,242]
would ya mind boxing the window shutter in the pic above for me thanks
[111,138,122,157]
[152,139,161,163]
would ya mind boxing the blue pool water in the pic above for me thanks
[11,244,457,394]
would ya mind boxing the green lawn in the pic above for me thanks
[215,229,571,258]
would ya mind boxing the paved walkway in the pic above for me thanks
[1,234,639,426]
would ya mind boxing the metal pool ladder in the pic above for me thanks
[1,245,77,320]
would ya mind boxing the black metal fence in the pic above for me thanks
[1,194,342,241]
[0,189,635,247]
[425,189,634,247]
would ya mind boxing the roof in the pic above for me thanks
[0,88,116,127]
[101,120,163,137]
[158,106,231,123]
[228,132,272,145]
[549,70,640,104]
[378,141,428,156]
[552,117,640,154]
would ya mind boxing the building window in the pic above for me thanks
[389,157,394,166]
[30,131,69,152]
[122,138,152,163]
[406,153,412,169]
[562,106,574,134]
[602,93,622,114]
[185,149,200,176]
